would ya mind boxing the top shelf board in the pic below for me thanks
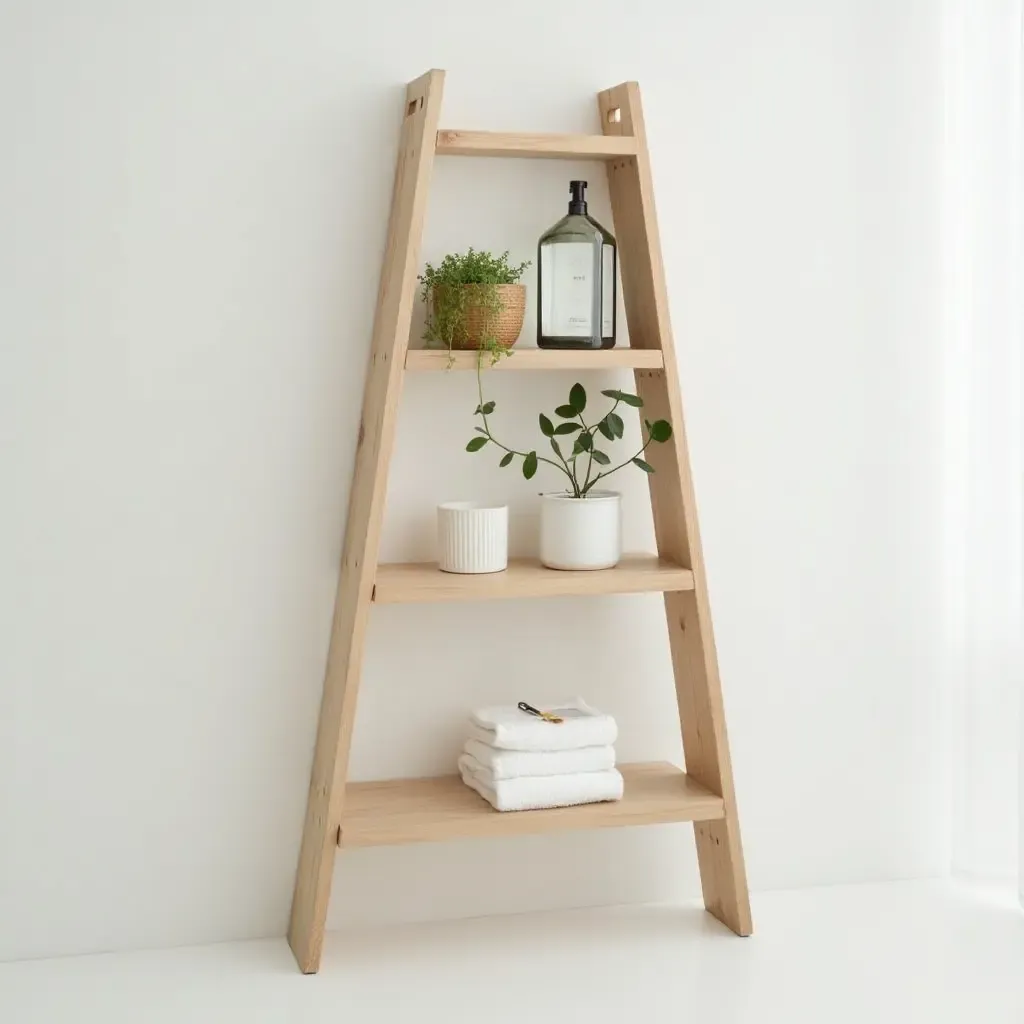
[406,349,664,372]
[436,130,637,160]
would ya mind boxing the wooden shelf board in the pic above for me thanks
[372,555,694,605]
[436,130,638,160]
[339,762,724,848]
[405,348,665,371]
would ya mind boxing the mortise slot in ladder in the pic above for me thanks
[287,69,752,975]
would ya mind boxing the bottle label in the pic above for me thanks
[541,242,596,337]
[602,244,614,338]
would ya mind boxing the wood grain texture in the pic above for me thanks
[599,82,752,937]
[340,763,724,848]
[405,348,665,371]
[287,70,445,975]
[436,130,637,160]
[373,556,694,604]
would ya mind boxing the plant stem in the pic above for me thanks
[575,399,620,496]
[475,359,569,483]
[582,435,656,495]
[551,444,581,496]
[578,411,596,495]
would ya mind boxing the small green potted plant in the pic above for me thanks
[418,249,530,360]
[466,379,672,570]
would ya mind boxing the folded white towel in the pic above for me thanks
[467,698,617,752]
[463,739,616,780]
[458,755,624,812]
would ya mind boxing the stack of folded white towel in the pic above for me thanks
[458,697,624,812]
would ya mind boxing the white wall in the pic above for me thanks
[942,0,1023,885]
[0,0,949,961]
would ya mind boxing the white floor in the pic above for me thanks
[1,880,1022,1023]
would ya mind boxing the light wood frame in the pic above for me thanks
[287,70,751,973]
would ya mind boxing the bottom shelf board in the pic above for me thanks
[339,762,724,849]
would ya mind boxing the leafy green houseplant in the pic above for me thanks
[418,249,530,359]
[465,378,673,571]
[466,380,672,497]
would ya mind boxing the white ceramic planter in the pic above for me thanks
[539,491,622,570]
[437,502,508,574]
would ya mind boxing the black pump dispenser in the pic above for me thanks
[568,180,588,215]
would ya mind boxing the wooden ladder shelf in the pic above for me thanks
[288,69,752,973]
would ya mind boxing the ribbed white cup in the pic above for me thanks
[437,502,508,574]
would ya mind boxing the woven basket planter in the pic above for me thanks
[432,283,526,350]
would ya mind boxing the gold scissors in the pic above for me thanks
[517,701,564,724]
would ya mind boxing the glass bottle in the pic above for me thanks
[537,180,617,349]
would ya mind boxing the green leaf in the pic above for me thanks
[597,417,614,441]
[648,419,673,443]
[550,438,562,458]
[576,431,593,452]
[555,404,578,419]
[523,451,538,480]
[539,413,554,437]
[499,452,514,467]
[480,401,496,415]
[608,412,624,438]
[466,436,488,452]
[474,426,487,434]
[601,389,643,408]
[632,457,655,473]
[591,449,611,465]
[569,382,587,414]
[554,422,582,435]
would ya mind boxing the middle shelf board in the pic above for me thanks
[405,349,665,372]
[339,762,725,848]
[372,556,694,605]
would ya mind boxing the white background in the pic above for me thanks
[941,0,1023,888]
[0,0,949,961]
